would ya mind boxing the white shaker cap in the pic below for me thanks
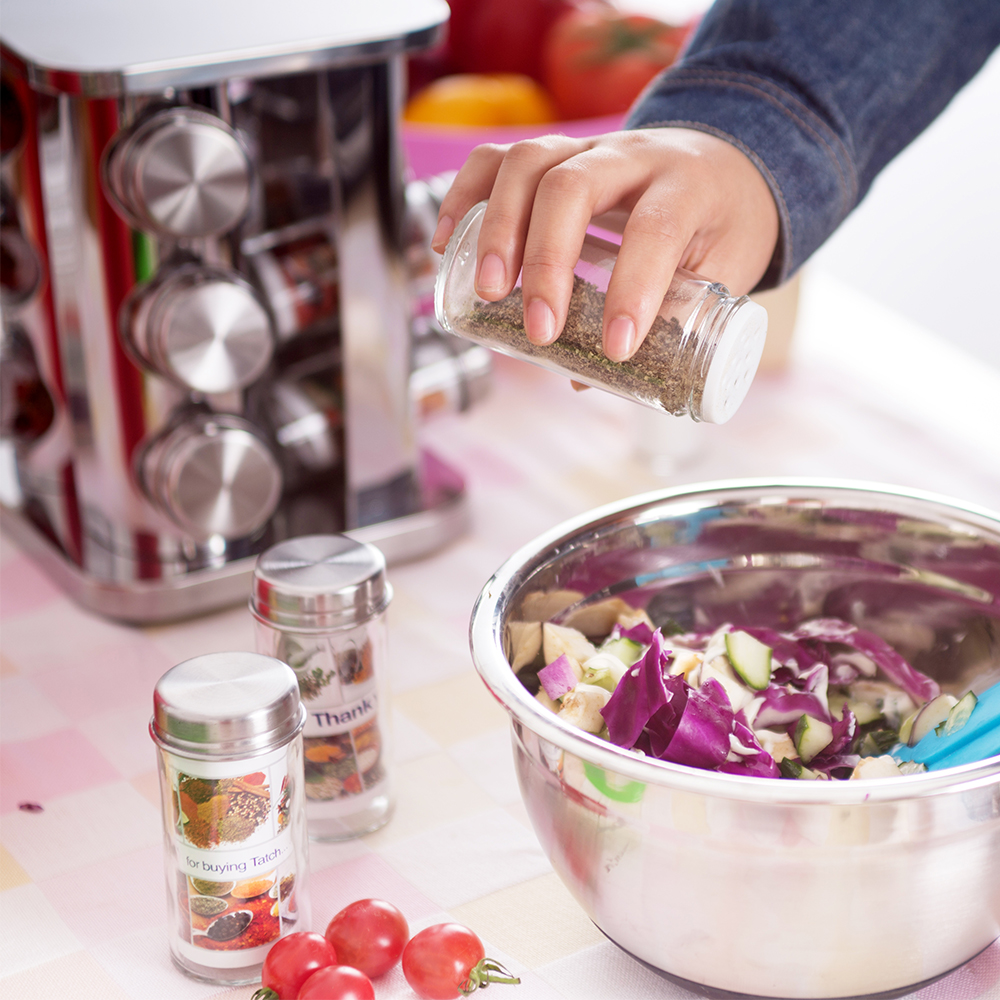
[699,299,768,424]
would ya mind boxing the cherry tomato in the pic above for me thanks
[401,923,519,1000]
[259,932,338,1000]
[324,898,409,979]
[297,965,375,1000]
[542,7,693,120]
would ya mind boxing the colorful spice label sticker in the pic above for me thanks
[161,749,302,969]
[274,633,389,810]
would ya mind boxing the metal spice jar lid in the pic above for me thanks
[250,534,392,632]
[150,651,305,758]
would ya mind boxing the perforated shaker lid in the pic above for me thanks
[699,298,768,424]
[150,651,304,758]
[250,534,391,631]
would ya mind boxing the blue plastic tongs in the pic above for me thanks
[892,680,1000,771]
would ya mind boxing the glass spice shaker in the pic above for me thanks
[435,200,769,424]
[251,534,394,842]
[150,652,310,986]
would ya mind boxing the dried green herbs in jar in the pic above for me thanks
[435,201,769,424]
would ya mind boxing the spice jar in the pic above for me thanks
[150,652,310,986]
[434,201,768,423]
[251,534,394,841]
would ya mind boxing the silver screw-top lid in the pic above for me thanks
[141,412,283,540]
[151,651,305,758]
[106,107,252,238]
[251,534,392,631]
[127,265,274,393]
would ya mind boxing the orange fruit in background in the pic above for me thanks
[404,73,558,127]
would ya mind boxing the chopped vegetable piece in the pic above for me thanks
[898,708,919,746]
[542,623,595,667]
[754,686,830,729]
[655,678,733,770]
[537,654,579,701]
[507,621,542,671]
[859,729,899,757]
[907,693,959,746]
[851,756,903,779]
[778,757,824,780]
[936,691,978,737]
[580,652,628,692]
[725,630,773,690]
[600,631,674,748]
[558,683,612,733]
[598,636,643,666]
[535,689,560,713]
[794,714,834,764]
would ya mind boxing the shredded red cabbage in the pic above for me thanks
[754,686,831,729]
[656,678,734,770]
[616,621,656,646]
[790,619,939,703]
[601,631,675,748]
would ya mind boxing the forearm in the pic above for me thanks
[627,0,1000,286]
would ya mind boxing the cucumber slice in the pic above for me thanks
[859,729,899,757]
[907,692,958,746]
[936,690,978,737]
[724,630,772,690]
[598,637,643,667]
[897,708,919,746]
[829,691,882,725]
[793,714,834,764]
[779,757,823,780]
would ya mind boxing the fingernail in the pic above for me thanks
[605,316,636,361]
[476,253,506,295]
[431,215,454,251]
[526,299,556,344]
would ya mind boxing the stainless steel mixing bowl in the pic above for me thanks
[470,480,1000,1000]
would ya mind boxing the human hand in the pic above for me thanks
[430,128,780,361]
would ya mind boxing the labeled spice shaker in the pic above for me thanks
[251,534,394,841]
[150,652,310,986]
[435,200,768,423]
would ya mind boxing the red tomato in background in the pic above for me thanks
[261,932,338,1000]
[408,0,594,93]
[297,965,375,1000]
[323,898,409,980]
[543,7,692,120]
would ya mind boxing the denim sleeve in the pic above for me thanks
[625,0,1000,288]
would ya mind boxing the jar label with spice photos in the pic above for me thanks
[158,743,304,970]
[268,625,389,821]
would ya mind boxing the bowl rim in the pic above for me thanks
[470,477,1000,805]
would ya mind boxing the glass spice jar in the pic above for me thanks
[251,534,394,842]
[150,652,310,986]
[434,200,769,424]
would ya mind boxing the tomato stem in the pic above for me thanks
[250,989,280,1000]
[459,958,522,994]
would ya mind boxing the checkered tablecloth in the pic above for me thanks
[2,270,999,1000]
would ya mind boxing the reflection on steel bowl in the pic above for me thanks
[470,479,1000,1000]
